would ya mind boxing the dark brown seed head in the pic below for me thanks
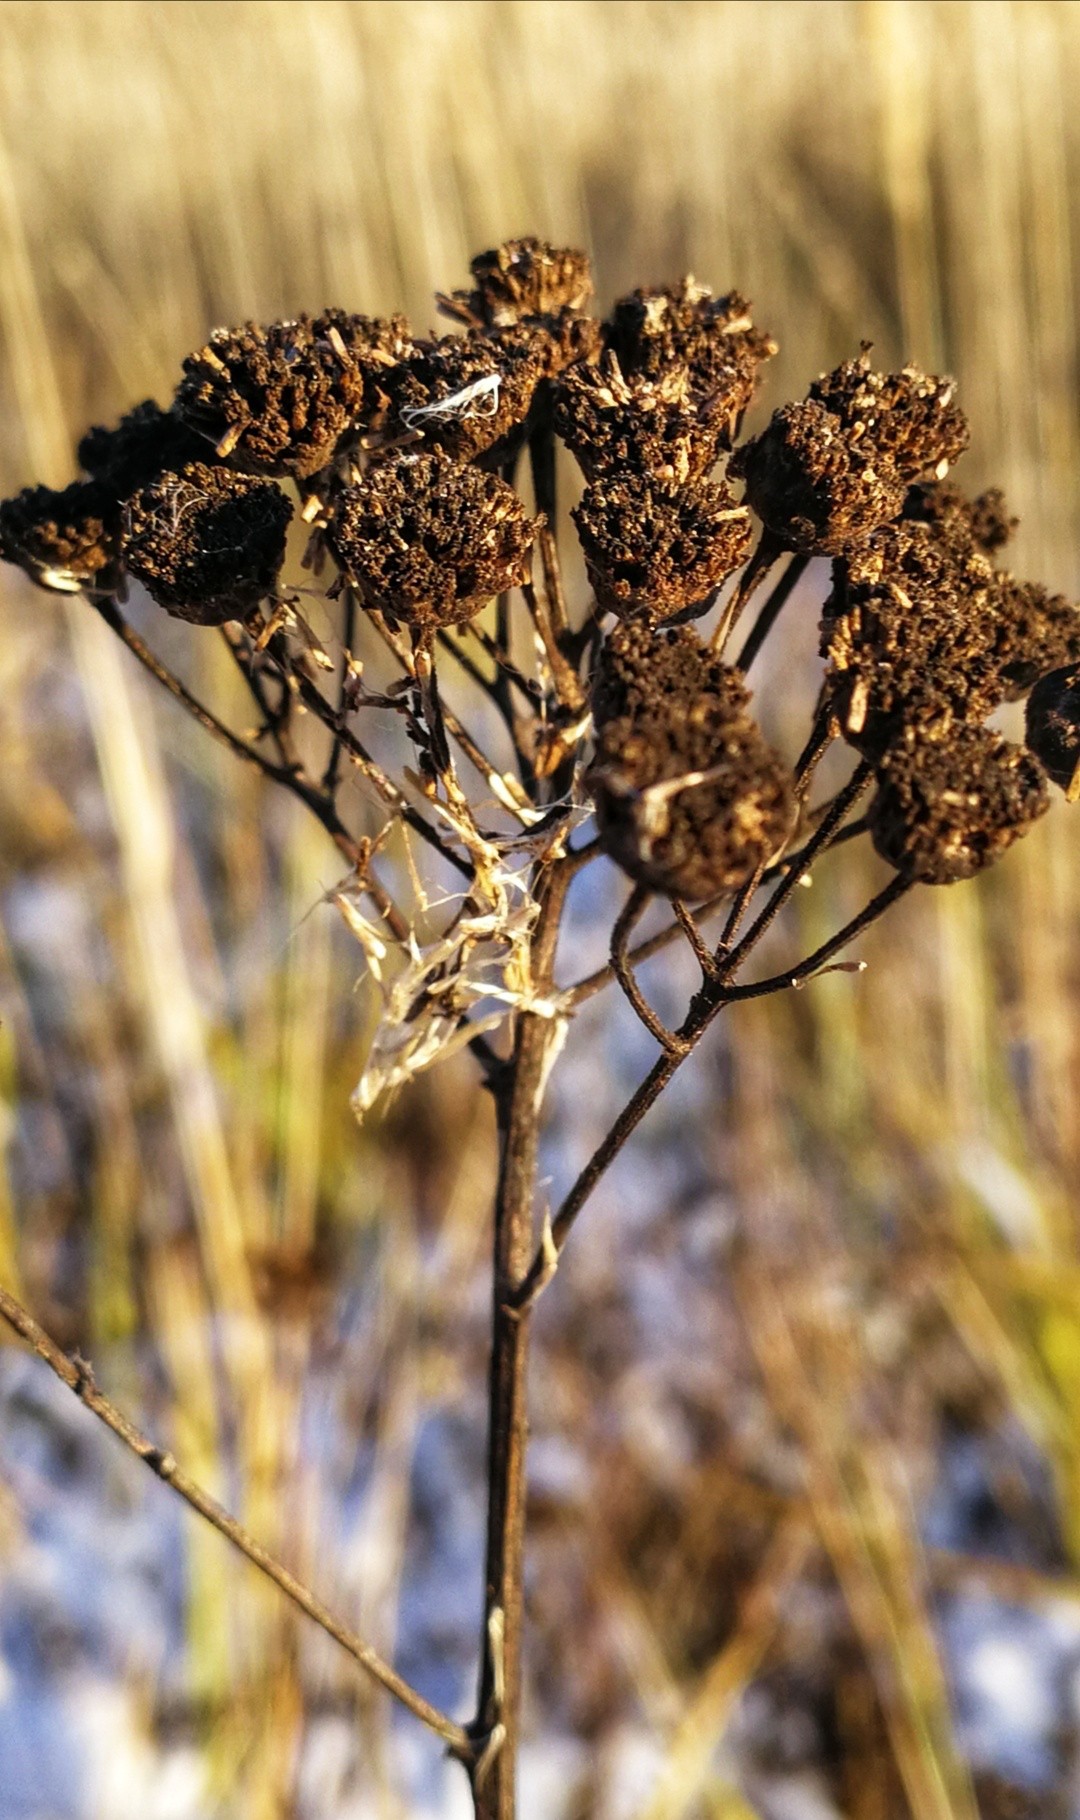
[870,725,1049,885]
[993,578,1080,700]
[731,398,908,557]
[382,327,553,464]
[1025,663,1080,797]
[175,311,410,479]
[902,480,1016,557]
[0,481,119,591]
[442,238,593,327]
[572,474,753,621]
[607,280,776,436]
[326,452,539,634]
[821,516,1006,758]
[554,355,729,486]
[809,351,969,483]
[123,463,293,624]
[77,400,207,500]
[732,353,969,557]
[588,619,794,899]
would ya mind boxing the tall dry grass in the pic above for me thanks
[2,3,1080,1816]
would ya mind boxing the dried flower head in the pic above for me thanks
[731,398,908,557]
[0,481,119,592]
[822,515,1006,758]
[440,237,593,327]
[554,355,729,486]
[122,462,294,624]
[588,619,794,899]
[993,578,1080,700]
[327,452,538,634]
[607,279,775,435]
[809,352,969,483]
[77,399,207,500]
[1025,663,1080,797]
[383,321,586,463]
[902,479,1016,557]
[572,475,752,621]
[870,726,1049,885]
[175,311,410,479]
[732,352,969,557]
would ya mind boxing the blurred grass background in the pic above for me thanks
[2,3,1080,1816]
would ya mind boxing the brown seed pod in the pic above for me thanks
[870,726,1049,885]
[572,474,753,621]
[588,619,795,900]
[554,355,730,485]
[326,452,539,634]
[902,479,1016,557]
[821,516,1007,758]
[440,238,593,327]
[607,279,776,435]
[993,578,1080,700]
[123,463,293,624]
[78,399,207,500]
[809,352,969,483]
[1025,663,1080,797]
[381,324,563,463]
[175,311,410,479]
[0,481,119,592]
[732,352,969,558]
[731,399,908,557]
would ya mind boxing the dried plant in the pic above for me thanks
[2,233,1078,1819]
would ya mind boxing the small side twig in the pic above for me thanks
[0,1282,471,1760]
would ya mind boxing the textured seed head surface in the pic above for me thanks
[1025,663,1080,795]
[555,356,730,486]
[589,619,794,899]
[327,452,539,632]
[821,515,1007,758]
[607,280,776,434]
[870,725,1049,884]
[450,237,594,327]
[0,481,119,590]
[78,400,208,500]
[123,462,293,623]
[175,311,410,478]
[573,475,752,620]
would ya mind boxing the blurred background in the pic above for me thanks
[2,3,1080,1816]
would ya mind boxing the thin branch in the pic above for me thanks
[562,817,871,1008]
[721,873,911,1001]
[516,771,883,1305]
[323,583,357,792]
[0,1282,471,1760]
[709,528,783,655]
[92,598,409,939]
[610,883,687,1053]
[715,761,873,974]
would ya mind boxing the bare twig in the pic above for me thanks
[0,1281,471,1759]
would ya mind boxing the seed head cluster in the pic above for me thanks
[1025,665,1080,798]
[870,727,1049,885]
[731,351,969,557]
[1,235,1076,904]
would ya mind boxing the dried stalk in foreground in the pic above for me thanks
[2,233,1078,1818]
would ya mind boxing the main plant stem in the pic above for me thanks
[471,859,571,1818]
